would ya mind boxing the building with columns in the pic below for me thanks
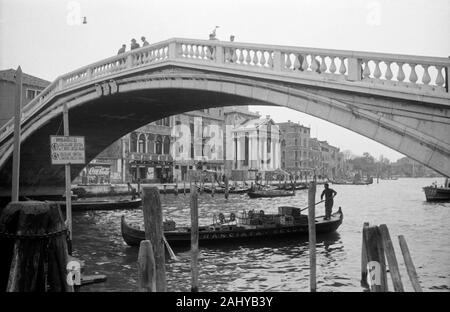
[230,116,281,172]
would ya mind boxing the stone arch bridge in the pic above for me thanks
[0,38,449,195]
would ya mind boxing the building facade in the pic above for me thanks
[0,69,50,128]
[278,121,311,175]
[231,116,281,172]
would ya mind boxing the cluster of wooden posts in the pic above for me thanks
[137,185,201,291]
[361,222,422,292]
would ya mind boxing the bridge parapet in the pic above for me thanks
[1,38,449,143]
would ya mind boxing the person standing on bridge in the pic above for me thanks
[321,183,337,220]
[141,36,149,46]
[130,38,140,50]
[117,44,126,54]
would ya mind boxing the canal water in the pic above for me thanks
[73,177,450,292]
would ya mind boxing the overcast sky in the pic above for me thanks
[1,0,449,161]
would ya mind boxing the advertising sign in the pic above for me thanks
[50,136,85,165]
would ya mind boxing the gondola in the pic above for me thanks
[247,189,295,198]
[121,207,343,247]
[53,197,142,211]
[202,186,251,194]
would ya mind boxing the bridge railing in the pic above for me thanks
[1,38,449,143]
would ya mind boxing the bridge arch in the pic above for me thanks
[0,38,449,192]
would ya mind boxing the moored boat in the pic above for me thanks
[423,178,450,202]
[54,197,142,211]
[247,189,295,198]
[121,207,343,247]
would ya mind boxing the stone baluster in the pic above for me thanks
[156,49,161,60]
[200,46,206,59]
[385,62,393,80]
[329,57,337,74]
[435,66,445,87]
[194,46,200,58]
[267,52,274,68]
[310,55,318,72]
[225,47,231,62]
[397,62,405,82]
[245,50,252,65]
[362,60,371,79]
[206,46,212,60]
[409,64,418,83]
[188,45,194,58]
[285,53,292,70]
[252,50,259,66]
[301,55,309,71]
[294,54,301,71]
[260,51,267,67]
[373,61,382,79]
[232,49,238,63]
[320,56,327,73]
[339,57,346,75]
[238,49,244,64]
[161,48,167,59]
[421,64,431,85]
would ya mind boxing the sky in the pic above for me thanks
[1,0,449,161]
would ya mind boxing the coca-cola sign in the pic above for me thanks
[88,166,110,176]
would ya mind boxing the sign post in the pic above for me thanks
[50,105,85,253]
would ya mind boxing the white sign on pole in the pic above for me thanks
[50,135,85,165]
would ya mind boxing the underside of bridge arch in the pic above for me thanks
[0,66,448,196]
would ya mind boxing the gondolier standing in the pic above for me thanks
[321,183,337,220]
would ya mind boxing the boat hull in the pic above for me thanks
[121,210,343,247]
[55,198,142,211]
[423,186,450,202]
[247,190,295,198]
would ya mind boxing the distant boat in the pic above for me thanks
[247,189,295,198]
[54,197,142,211]
[121,208,343,247]
[423,178,450,202]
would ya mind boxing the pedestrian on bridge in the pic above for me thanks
[117,44,126,54]
[130,38,140,50]
[141,36,149,46]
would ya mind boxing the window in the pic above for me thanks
[26,89,38,100]
[155,136,162,154]
[147,134,155,154]
[130,133,138,153]
[138,134,146,153]
[295,138,298,146]
[295,151,298,160]
[163,136,170,155]
[282,151,285,159]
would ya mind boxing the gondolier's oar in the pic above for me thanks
[163,234,178,261]
[299,200,325,212]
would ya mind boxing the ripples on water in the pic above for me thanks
[72,178,450,292]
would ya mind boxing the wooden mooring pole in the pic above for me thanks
[361,222,369,286]
[308,179,317,292]
[11,66,22,202]
[142,187,166,292]
[379,224,404,292]
[363,225,388,292]
[0,201,73,292]
[190,184,199,292]
[398,235,422,292]
[224,176,229,199]
[137,240,156,292]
